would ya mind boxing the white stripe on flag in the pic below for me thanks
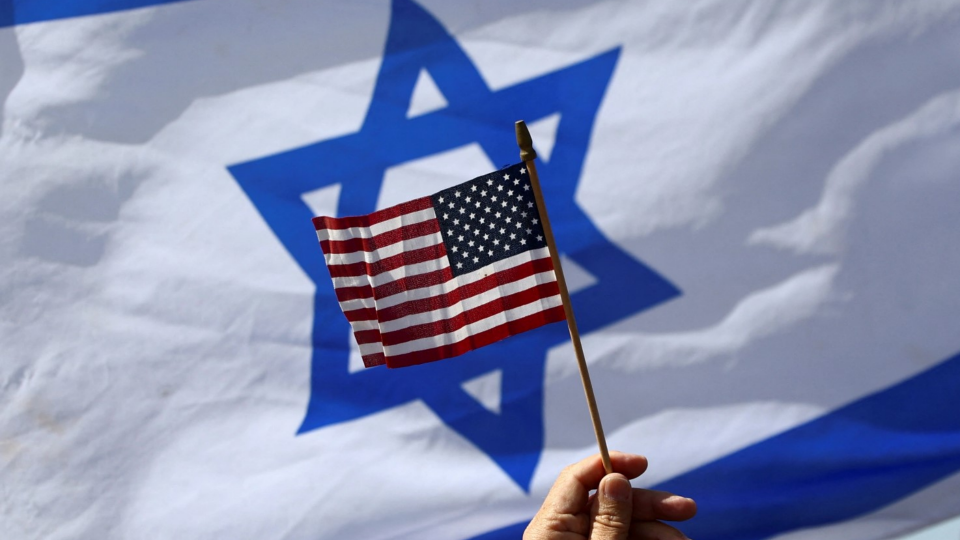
[382,294,564,356]
[374,247,551,307]
[323,231,443,266]
[358,341,385,357]
[338,297,376,313]
[376,270,558,333]
[332,255,449,289]
[349,319,384,359]
[315,208,436,242]
[347,319,379,332]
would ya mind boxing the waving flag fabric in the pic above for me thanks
[3,1,960,540]
[314,163,563,368]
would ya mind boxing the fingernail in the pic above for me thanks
[601,475,632,502]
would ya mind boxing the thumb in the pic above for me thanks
[590,473,633,540]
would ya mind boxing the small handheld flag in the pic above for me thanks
[313,162,565,369]
[312,121,613,472]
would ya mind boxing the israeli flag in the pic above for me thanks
[3,1,960,539]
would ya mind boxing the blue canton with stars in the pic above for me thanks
[433,164,547,276]
[228,0,680,490]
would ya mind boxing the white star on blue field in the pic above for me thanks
[228,0,679,490]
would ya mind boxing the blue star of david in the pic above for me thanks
[228,0,680,490]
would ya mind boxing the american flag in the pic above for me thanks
[313,162,566,368]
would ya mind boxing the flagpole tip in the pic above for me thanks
[515,120,537,162]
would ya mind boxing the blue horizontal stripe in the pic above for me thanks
[470,350,960,540]
[0,0,197,28]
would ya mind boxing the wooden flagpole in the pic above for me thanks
[515,120,613,474]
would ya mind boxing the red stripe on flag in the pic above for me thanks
[362,353,386,368]
[320,219,440,254]
[375,257,555,322]
[385,305,567,368]
[335,285,374,302]
[380,282,561,346]
[343,307,376,322]
[312,197,433,230]
[332,265,457,304]
[354,328,382,345]
[373,266,455,300]
[326,243,447,278]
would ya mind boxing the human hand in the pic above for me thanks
[524,452,696,540]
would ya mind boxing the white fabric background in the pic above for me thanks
[2,1,960,539]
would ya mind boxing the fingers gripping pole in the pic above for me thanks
[515,120,613,475]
